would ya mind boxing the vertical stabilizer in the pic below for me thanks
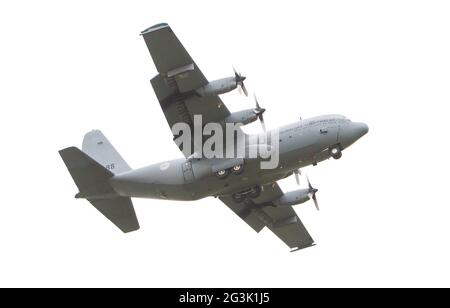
[82,130,131,174]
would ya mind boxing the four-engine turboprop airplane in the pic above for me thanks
[59,23,368,251]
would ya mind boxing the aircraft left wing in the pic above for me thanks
[141,23,231,157]
[219,183,315,251]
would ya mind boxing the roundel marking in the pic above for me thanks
[160,162,170,171]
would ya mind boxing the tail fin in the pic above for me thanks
[59,147,139,233]
[82,130,131,174]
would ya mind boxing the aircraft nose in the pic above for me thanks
[354,122,369,138]
[339,121,369,149]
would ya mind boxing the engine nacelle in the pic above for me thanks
[273,189,311,207]
[225,109,258,125]
[195,77,237,97]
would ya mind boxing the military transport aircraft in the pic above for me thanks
[59,23,368,251]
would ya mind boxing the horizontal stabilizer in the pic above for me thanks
[59,147,139,233]
[88,197,139,233]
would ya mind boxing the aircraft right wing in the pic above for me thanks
[219,182,315,251]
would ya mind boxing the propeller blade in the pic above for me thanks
[312,194,320,211]
[233,66,248,96]
[306,175,319,211]
[253,95,266,132]
[254,94,260,109]
[253,94,266,132]
[241,83,248,96]
[259,113,266,133]
[306,175,313,190]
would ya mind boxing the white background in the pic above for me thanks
[1,0,449,287]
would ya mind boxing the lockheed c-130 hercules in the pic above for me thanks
[59,23,368,251]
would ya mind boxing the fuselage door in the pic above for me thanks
[322,123,340,145]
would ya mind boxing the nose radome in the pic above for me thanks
[355,122,369,137]
[339,121,368,149]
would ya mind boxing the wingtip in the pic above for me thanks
[121,225,141,233]
[290,243,316,252]
[140,23,169,35]
[58,146,78,155]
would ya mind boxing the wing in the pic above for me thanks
[219,183,315,251]
[141,23,231,156]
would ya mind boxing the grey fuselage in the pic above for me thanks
[110,115,368,201]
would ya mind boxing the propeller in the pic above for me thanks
[306,175,319,211]
[233,66,248,96]
[253,94,266,132]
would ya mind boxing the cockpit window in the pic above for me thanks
[302,117,350,127]
[306,119,337,126]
